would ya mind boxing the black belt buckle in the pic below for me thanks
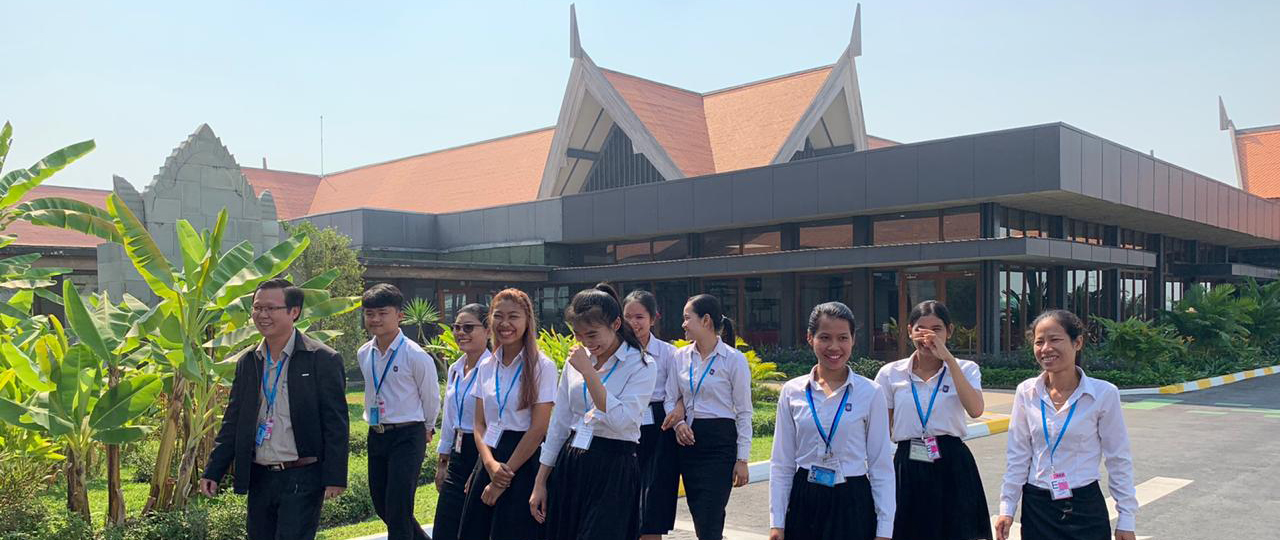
[372,424,386,434]
[266,463,286,472]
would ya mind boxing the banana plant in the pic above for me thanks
[0,280,162,521]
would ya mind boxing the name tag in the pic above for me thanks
[909,438,935,462]
[1050,471,1072,500]
[483,422,503,449]
[923,435,942,460]
[454,431,464,454]
[807,455,843,486]
[641,406,655,426]
[369,407,380,426]
[571,425,593,450]
[377,396,387,416]
[255,419,273,446]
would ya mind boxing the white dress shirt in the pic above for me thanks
[874,355,982,441]
[664,339,754,460]
[358,331,440,427]
[470,347,558,435]
[539,343,657,466]
[437,350,492,455]
[645,334,679,404]
[999,368,1137,532]
[768,368,895,536]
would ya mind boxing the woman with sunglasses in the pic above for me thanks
[432,304,492,540]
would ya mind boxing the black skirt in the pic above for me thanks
[433,431,480,540]
[545,434,641,540]
[638,401,680,535]
[782,471,878,540]
[457,430,544,540]
[892,435,992,540]
[676,418,737,540]
[1020,481,1110,540]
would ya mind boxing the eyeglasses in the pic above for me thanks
[252,305,290,314]
[452,323,482,333]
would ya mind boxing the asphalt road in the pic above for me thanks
[667,374,1280,539]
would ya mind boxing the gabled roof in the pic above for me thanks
[306,127,556,215]
[240,167,321,220]
[8,185,111,248]
[601,69,716,177]
[1236,125,1280,199]
[702,66,834,172]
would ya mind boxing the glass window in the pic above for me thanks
[614,240,652,263]
[798,221,854,249]
[701,230,741,257]
[742,227,781,254]
[874,213,940,245]
[871,271,899,359]
[942,209,980,241]
[742,276,782,346]
[701,279,741,337]
[654,280,691,340]
[653,236,689,261]
[1000,266,1050,352]
[576,243,614,265]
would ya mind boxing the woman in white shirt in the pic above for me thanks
[769,301,894,540]
[528,283,657,540]
[873,300,991,540]
[662,293,753,540]
[458,289,559,540]
[433,303,492,540]
[994,309,1137,540]
[623,289,682,540]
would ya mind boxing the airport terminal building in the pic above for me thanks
[12,8,1280,358]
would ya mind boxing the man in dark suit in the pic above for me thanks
[200,278,350,540]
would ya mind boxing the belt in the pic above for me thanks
[257,456,318,472]
[371,421,424,434]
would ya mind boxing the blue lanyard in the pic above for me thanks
[1040,399,1079,466]
[495,360,524,420]
[454,361,480,427]
[688,350,718,401]
[805,382,851,455]
[262,347,287,415]
[910,366,947,432]
[582,355,623,409]
[370,335,405,397]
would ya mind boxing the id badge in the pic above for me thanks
[1050,471,1072,500]
[923,435,942,460]
[641,405,655,426]
[377,396,387,416]
[909,438,934,462]
[482,422,503,448]
[369,406,380,426]
[255,420,271,446]
[571,425,594,450]
[454,431,464,454]
[807,465,837,487]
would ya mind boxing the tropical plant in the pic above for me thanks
[0,280,162,521]
[537,328,576,369]
[27,193,359,513]
[1092,316,1187,371]
[1159,283,1254,358]
[1239,278,1280,348]
[425,326,461,366]
[670,337,785,387]
[403,298,441,344]
[282,221,365,368]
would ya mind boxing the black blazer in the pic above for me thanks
[202,329,349,494]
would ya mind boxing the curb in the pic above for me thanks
[1117,365,1280,396]
[963,415,1011,440]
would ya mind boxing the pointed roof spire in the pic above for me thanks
[849,3,862,58]
[570,4,584,59]
[1218,96,1233,131]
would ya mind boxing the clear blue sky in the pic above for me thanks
[4,0,1277,191]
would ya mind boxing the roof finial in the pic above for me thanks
[570,4,584,59]
[849,3,862,58]
[1218,96,1233,131]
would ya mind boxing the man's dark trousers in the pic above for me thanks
[247,463,325,540]
[368,422,431,540]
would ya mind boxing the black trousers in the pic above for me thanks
[247,462,325,540]
[676,418,737,540]
[369,422,431,540]
[433,431,480,540]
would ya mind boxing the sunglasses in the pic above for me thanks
[452,323,483,333]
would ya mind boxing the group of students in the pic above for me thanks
[202,277,1139,540]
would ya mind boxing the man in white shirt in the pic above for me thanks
[359,283,440,540]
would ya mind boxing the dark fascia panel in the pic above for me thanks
[546,237,1154,283]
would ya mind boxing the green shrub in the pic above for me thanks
[204,496,248,540]
[850,358,885,379]
[751,401,777,437]
[1093,316,1187,371]
[417,451,438,487]
[1160,284,1254,358]
[320,462,374,528]
[752,384,780,404]
[349,423,369,456]
[0,496,49,538]
[122,439,159,483]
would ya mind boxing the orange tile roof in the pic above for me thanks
[702,66,833,172]
[8,185,111,248]
[240,167,321,220]
[305,128,556,216]
[1238,127,1280,199]
[867,135,899,149]
[601,69,716,177]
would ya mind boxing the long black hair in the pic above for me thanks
[623,289,660,338]
[566,283,648,363]
[806,301,857,337]
[688,293,736,346]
